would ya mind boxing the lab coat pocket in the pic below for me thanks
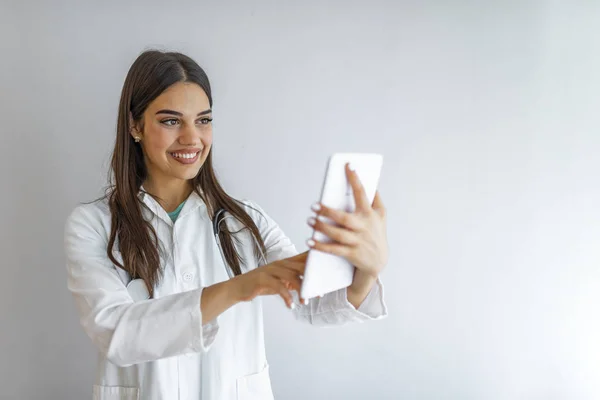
[92,385,139,400]
[236,363,274,400]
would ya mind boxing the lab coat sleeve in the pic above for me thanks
[246,201,388,326]
[64,205,219,367]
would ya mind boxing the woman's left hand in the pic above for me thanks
[307,163,388,282]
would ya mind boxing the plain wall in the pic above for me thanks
[1,1,599,399]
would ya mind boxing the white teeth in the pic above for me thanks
[172,152,198,159]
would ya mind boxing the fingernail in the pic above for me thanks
[307,239,316,247]
[348,163,356,171]
[311,203,321,212]
[307,217,316,226]
[303,298,309,305]
[290,302,296,310]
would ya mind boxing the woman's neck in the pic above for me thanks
[143,177,193,213]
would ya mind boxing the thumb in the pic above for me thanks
[372,191,386,217]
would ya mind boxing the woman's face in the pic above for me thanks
[132,81,213,185]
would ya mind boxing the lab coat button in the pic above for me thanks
[182,272,194,282]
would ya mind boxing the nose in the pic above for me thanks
[178,123,200,146]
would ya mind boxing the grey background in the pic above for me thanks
[1,1,599,399]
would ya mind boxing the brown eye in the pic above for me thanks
[197,117,213,125]
[161,118,179,126]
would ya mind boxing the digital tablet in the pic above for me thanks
[300,153,383,300]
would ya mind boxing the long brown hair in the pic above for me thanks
[106,50,267,297]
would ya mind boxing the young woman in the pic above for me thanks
[64,50,388,400]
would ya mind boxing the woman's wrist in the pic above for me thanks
[226,275,244,304]
[200,278,241,324]
[347,269,377,308]
[351,269,377,291]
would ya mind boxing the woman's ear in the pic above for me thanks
[129,113,143,142]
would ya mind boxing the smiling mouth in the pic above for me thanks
[169,150,202,164]
[170,151,200,159]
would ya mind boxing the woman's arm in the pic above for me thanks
[243,200,388,326]
[65,206,220,367]
[307,164,389,313]
[200,280,238,324]
[201,252,307,323]
[66,205,307,367]
[346,270,378,308]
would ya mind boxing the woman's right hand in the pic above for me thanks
[231,251,308,309]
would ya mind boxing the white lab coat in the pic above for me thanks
[64,190,387,400]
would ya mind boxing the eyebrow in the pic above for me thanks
[155,109,212,117]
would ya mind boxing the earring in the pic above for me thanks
[134,136,141,143]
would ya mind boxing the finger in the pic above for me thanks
[346,163,370,212]
[277,258,307,275]
[315,203,363,231]
[270,267,303,292]
[271,260,305,285]
[308,216,359,245]
[283,282,306,306]
[266,276,294,309]
[272,260,307,304]
[306,238,352,259]
[372,191,386,217]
